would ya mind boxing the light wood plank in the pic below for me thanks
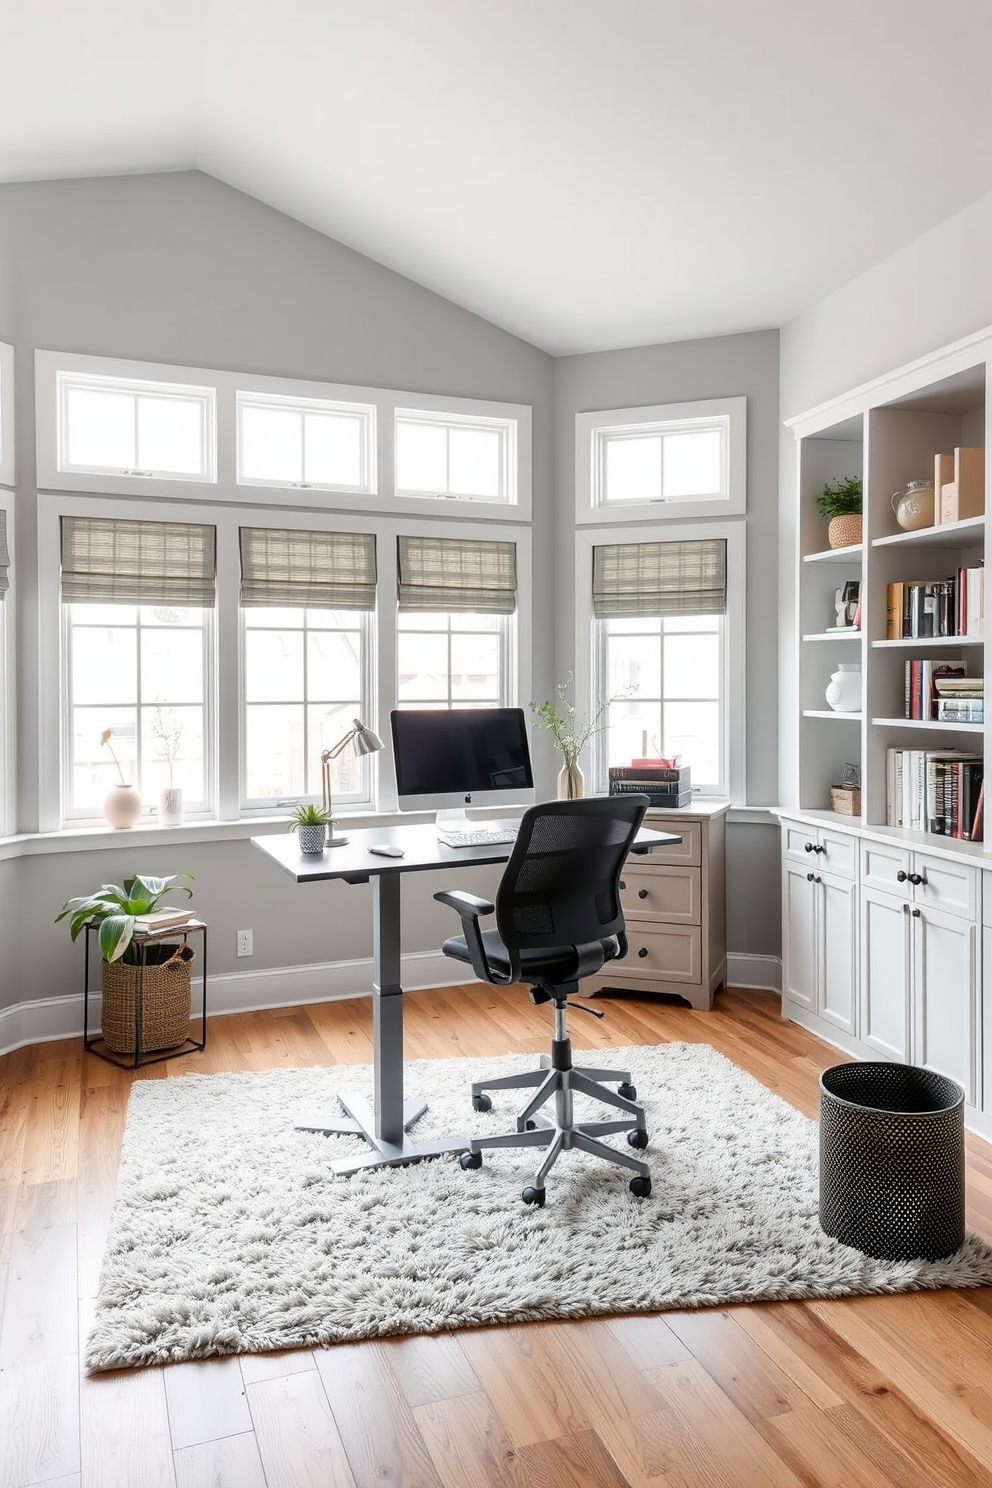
[383,1332,481,1408]
[663,1306,817,1421]
[80,1366,175,1488]
[413,1390,529,1488]
[313,1342,444,1488]
[606,1313,692,1372]
[597,1407,736,1488]
[246,1369,356,1488]
[174,1430,267,1488]
[163,1356,253,1450]
[0,1224,77,1365]
[0,1354,80,1487]
[759,1403,939,1488]
[239,1347,316,1386]
[516,1427,634,1488]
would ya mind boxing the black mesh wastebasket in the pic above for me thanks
[819,1062,965,1261]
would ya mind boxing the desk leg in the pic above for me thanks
[295,869,469,1176]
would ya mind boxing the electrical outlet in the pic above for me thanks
[237,929,253,958]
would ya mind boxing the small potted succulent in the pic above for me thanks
[289,802,333,854]
[817,477,863,550]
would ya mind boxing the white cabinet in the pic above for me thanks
[783,843,858,1036]
[860,886,912,1062]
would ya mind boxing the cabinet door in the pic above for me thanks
[914,904,977,1104]
[860,887,912,1063]
[818,868,858,1036]
[915,853,978,920]
[783,861,818,1012]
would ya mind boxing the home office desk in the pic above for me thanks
[251,818,678,1175]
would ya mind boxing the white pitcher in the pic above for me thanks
[825,663,862,712]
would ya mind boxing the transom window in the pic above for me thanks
[57,371,215,482]
[396,410,515,504]
[64,603,210,818]
[237,392,374,492]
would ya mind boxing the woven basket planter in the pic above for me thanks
[827,513,862,549]
[101,943,194,1054]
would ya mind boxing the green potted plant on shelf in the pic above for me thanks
[288,801,334,854]
[817,476,863,550]
[56,873,195,1054]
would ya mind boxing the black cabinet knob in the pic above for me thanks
[896,870,908,882]
[908,872,924,886]
[912,907,922,917]
[815,844,826,854]
[804,842,814,853]
[637,947,649,958]
[619,880,626,891]
[807,872,816,882]
[638,888,649,899]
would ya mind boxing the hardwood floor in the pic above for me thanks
[2,985,992,1488]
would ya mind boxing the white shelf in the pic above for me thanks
[872,515,985,551]
[802,543,863,564]
[803,631,861,642]
[872,636,984,648]
[871,717,985,733]
[802,710,863,720]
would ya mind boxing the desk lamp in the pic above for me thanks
[321,718,384,846]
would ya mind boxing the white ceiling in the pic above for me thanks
[2,0,992,355]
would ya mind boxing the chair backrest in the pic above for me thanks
[495,795,648,959]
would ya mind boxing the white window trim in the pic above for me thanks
[0,490,14,835]
[56,367,216,485]
[575,396,746,525]
[235,388,376,497]
[37,352,533,522]
[395,404,517,506]
[37,493,532,830]
[0,341,14,487]
[572,519,745,804]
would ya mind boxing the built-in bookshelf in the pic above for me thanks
[787,335,989,848]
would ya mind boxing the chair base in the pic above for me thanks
[465,1043,651,1200]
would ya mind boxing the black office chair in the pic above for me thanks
[435,795,652,1206]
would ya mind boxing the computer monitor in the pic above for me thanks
[390,707,535,819]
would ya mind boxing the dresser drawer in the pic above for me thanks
[915,852,978,920]
[641,817,700,866]
[620,866,700,925]
[619,925,701,983]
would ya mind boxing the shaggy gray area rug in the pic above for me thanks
[86,1042,992,1370]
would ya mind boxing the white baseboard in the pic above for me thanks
[1,948,784,1056]
[726,952,782,993]
[0,951,462,1056]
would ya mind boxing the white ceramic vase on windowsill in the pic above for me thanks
[159,786,183,827]
[104,784,142,829]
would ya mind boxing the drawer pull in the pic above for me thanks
[814,844,826,855]
[619,880,626,891]
[637,947,649,959]
[638,888,649,899]
[804,841,815,853]
[908,871,926,886]
[896,871,908,883]
[912,907,922,918]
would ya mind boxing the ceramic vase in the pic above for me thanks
[104,783,142,829]
[297,824,326,854]
[825,663,862,713]
[159,786,183,827]
[556,758,585,800]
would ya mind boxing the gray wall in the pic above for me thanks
[553,331,782,958]
[0,170,553,1007]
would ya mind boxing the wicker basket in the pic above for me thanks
[101,942,194,1054]
[828,513,863,549]
[830,785,861,816]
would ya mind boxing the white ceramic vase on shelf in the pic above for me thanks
[104,783,142,829]
[159,786,183,827]
[825,663,862,713]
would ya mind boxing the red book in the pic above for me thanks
[631,757,681,769]
[972,779,985,843]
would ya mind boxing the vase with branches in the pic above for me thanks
[100,728,142,829]
[152,707,185,826]
[529,674,611,799]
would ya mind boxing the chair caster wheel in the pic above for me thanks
[629,1175,651,1198]
[472,1094,492,1113]
[460,1150,483,1170]
[522,1186,546,1207]
[618,1082,637,1100]
[524,1120,537,1131]
[627,1128,649,1150]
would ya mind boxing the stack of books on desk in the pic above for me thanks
[609,761,691,809]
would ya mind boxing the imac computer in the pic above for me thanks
[390,707,535,846]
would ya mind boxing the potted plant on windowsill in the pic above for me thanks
[56,873,195,1053]
[817,477,863,550]
[288,802,334,855]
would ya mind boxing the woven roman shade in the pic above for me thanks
[592,538,727,618]
[0,510,8,600]
[239,527,376,610]
[60,516,216,606]
[397,535,517,614]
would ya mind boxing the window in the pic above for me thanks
[0,341,14,486]
[396,409,516,505]
[576,397,746,523]
[60,516,215,820]
[239,526,376,807]
[57,370,215,482]
[395,534,516,709]
[578,525,745,802]
[237,392,375,493]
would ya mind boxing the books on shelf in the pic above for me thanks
[885,749,983,840]
[886,567,984,639]
[609,764,691,809]
[132,907,197,931]
[904,660,966,720]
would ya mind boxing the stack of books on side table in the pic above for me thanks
[131,907,198,933]
[609,759,691,809]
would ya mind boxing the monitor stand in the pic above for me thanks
[435,806,472,833]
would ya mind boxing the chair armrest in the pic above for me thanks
[433,889,504,985]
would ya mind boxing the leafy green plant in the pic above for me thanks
[288,802,334,830]
[529,673,610,766]
[56,873,193,964]
[816,477,862,519]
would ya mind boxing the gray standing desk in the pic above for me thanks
[251,818,678,1175]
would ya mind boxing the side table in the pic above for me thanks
[83,919,208,1069]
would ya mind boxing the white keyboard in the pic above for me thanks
[437,828,517,849]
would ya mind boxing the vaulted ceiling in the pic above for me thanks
[3,0,992,353]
